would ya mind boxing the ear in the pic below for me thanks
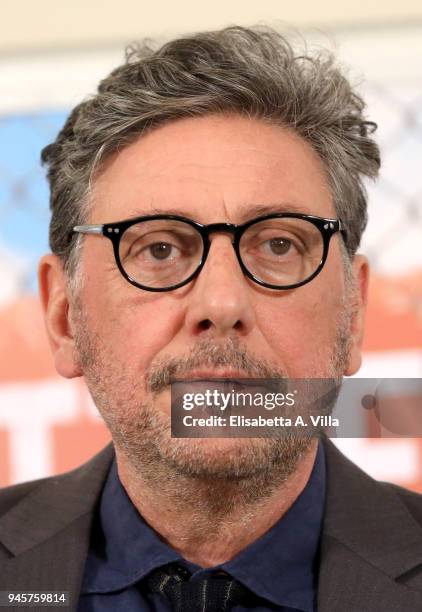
[345,254,370,376]
[38,253,82,379]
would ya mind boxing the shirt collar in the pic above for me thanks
[221,441,326,610]
[80,458,182,594]
[81,441,326,611]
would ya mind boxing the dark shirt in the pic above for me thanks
[78,441,326,611]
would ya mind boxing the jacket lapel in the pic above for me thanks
[318,439,422,611]
[0,444,114,611]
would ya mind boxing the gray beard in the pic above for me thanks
[72,299,352,527]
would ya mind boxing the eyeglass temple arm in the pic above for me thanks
[73,224,104,235]
[337,219,348,240]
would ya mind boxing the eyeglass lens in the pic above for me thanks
[118,217,324,289]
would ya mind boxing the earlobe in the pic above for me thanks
[344,254,370,376]
[38,254,82,379]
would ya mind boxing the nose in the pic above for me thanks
[184,234,256,338]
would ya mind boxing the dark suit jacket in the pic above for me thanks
[1,438,422,611]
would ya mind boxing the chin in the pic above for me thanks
[154,435,312,481]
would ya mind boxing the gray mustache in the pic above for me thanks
[147,339,285,393]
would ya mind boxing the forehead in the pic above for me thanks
[90,114,335,223]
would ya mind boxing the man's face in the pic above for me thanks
[41,114,368,482]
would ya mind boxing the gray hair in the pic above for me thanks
[41,25,380,282]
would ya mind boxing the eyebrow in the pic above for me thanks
[126,202,316,223]
[236,203,315,222]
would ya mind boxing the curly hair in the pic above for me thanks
[41,25,380,279]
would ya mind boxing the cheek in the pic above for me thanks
[98,293,184,369]
[255,285,345,370]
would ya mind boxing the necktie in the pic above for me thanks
[147,562,258,611]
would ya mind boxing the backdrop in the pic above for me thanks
[0,9,421,489]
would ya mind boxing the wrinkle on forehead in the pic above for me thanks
[89,114,334,224]
[118,201,319,225]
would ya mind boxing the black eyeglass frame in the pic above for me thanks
[72,213,347,292]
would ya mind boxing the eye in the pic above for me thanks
[242,223,306,261]
[266,237,293,256]
[148,242,175,260]
[126,232,185,263]
[257,235,301,259]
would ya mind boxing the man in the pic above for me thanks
[1,25,422,612]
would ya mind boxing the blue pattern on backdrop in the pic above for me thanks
[0,111,68,293]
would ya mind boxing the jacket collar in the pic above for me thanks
[321,437,422,579]
[318,437,422,610]
[0,443,114,556]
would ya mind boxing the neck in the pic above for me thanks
[115,439,318,567]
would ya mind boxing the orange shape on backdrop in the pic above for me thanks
[52,420,111,475]
[0,430,10,487]
[0,296,56,382]
[364,271,422,351]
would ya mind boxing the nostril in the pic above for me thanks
[233,320,242,330]
[199,319,212,331]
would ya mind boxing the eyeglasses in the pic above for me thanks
[72,213,346,292]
